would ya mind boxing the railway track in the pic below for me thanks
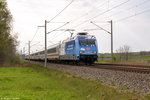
[29,60,150,74]
[51,62,150,74]
[89,63,150,74]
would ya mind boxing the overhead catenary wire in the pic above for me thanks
[71,0,131,29]
[49,30,71,41]
[49,0,134,39]
[47,22,69,34]
[49,0,131,41]
[69,0,110,22]
[30,27,39,42]
[69,0,123,23]
[29,0,75,54]
[48,0,75,22]
[115,8,150,22]
[30,41,41,48]
[83,7,150,33]
[45,0,109,41]
[53,0,150,41]
[99,0,150,21]
[49,26,77,41]
[69,0,149,30]
[92,0,150,23]
[30,0,74,43]
[83,7,150,32]
[43,0,74,44]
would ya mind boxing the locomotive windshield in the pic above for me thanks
[79,39,95,45]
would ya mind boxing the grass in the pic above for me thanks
[98,53,150,64]
[0,63,149,100]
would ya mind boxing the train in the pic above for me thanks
[25,32,98,65]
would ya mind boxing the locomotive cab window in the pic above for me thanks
[79,39,95,45]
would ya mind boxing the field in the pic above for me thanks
[0,62,149,100]
[98,52,150,64]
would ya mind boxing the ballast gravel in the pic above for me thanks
[31,61,150,94]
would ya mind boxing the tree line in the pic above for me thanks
[0,0,18,64]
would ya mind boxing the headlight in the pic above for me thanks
[92,51,96,53]
[80,51,84,53]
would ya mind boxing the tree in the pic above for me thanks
[116,45,131,61]
[0,0,18,64]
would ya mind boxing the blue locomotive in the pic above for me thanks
[59,32,98,65]
[27,32,98,65]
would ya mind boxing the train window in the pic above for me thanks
[80,39,95,45]
[40,51,44,54]
[47,48,56,53]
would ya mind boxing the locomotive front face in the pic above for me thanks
[77,36,98,65]
[79,39,97,55]
[59,33,98,65]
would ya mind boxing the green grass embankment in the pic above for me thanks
[0,62,149,100]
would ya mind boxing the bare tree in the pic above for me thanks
[116,45,131,61]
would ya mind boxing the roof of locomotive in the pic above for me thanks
[74,32,96,39]
[77,32,88,35]
[62,32,96,43]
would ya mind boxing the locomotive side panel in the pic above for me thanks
[60,40,78,60]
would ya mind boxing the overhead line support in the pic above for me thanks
[28,41,30,62]
[38,21,69,68]
[90,20,113,60]
[45,20,47,68]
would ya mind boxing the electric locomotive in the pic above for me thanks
[59,32,98,65]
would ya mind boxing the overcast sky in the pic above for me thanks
[6,0,150,54]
